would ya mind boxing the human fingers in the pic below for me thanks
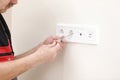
[56,36,66,49]
[51,35,66,41]
[43,36,53,44]
[51,36,59,40]
[43,35,60,45]
[52,42,62,53]
[48,40,57,47]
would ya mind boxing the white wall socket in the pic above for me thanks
[56,24,99,45]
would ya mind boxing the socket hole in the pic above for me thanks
[80,33,82,36]
[88,33,92,38]
[89,33,92,35]
[60,29,64,34]
[69,30,73,35]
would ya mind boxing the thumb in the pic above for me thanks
[48,41,57,47]
[52,42,61,51]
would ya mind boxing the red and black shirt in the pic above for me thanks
[0,14,14,62]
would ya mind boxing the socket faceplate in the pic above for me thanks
[56,24,99,45]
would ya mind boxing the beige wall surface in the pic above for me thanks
[11,0,120,80]
[2,9,12,30]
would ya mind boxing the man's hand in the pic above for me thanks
[43,36,65,48]
[43,36,59,44]
[31,38,65,66]
[37,41,62,63]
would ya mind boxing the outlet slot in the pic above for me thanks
[80,33,82,36]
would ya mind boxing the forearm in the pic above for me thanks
[14,48,36,59]
[0,59,30,80]
[0,43,43,80]
[15,43,42,59]
[0,51,41,80]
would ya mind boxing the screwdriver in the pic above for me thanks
[57,30,73,42]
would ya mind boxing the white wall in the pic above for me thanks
[12,0,120,80]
